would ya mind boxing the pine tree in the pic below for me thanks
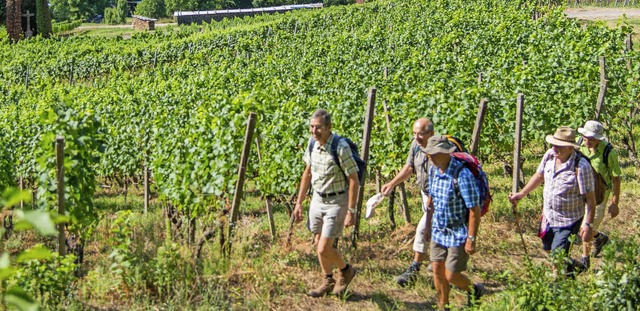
[36,0,52,38]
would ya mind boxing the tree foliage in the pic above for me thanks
[135,0,165,19]
[104,0,127,24]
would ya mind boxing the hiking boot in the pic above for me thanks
[592,232,610,258]
[565,258,588,279]
[467,283,486,306]
[307,276,335,297]
[580,255,591,270]
[333,265,357,295]
[396,262,420,287]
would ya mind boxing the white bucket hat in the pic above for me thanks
[578,120,606,141]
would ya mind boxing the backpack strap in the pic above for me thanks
[330,134,347,179]
[602,142,613,170]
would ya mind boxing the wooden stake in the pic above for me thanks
[143,167,149,214]
[595,80,608,121]
[351,88,376,249]
[56,136,67,256]
[470,98,488,156]
[398,183,410,224]
[512,94,528,257]
[266,197,276,240]
[226,112,257,255]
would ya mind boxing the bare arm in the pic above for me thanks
[344,172,360,227]
[608,176,621,218]
[381,164,414,195]
[293,165,312,222]
[508,172,544,204]
[581,191,596,242]
[465,205,481,255]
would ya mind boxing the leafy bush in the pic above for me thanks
[11,252,78,307]
[135,0,167,19]
[52,19,83,33]
[104,0,128,24]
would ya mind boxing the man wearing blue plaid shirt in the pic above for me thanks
[423,135,485,309]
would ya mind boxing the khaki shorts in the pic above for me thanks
[430,242,469,273]
[413,191,431,253]
[308,192,348,238]
[583,191,610,232]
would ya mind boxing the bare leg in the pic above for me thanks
[445,270,472,292]
[414,251,428,263]
[433,261,450,308]
[317,236,346,275]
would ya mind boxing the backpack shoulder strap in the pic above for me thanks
[330,134,346,177]
[602,142,613,169]
[413,144,421,157]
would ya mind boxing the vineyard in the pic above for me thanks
[0,0,639,310]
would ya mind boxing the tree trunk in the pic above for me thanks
[6,0,23,42]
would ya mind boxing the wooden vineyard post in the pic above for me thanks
[56,136,67,256]
[595,56,607,121]
[388,189,396,230]
[143,167,150,214]
[470,98,488,156]
[226,112,257,256]
[512,94,528,257]
[351,88,376,249]
[69,60,75,85]
[626,33,633,71]
[265,197,276,240]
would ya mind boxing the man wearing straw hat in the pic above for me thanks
[422,135,485,308]
[509,126,597,276]
[577,120,621,264]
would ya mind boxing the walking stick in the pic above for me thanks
[511,201,529,258]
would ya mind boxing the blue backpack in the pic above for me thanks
[308,134,366,184]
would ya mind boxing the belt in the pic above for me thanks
[317,190,346,198]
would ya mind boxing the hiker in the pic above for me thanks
[578,121,621,262]
[380,118,435,287]
[423,135,485,309]
[509,126,596,275]
[293,109,358,297]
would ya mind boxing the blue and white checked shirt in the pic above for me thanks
[428,158,482,247]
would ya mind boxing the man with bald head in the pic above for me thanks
[381,117,435,287]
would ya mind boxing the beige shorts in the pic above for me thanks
[430,242,469,273]
[413,191,431,253]
[309,192,348,238]
[583,191,610,232]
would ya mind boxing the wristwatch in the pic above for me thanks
[583,222,592,228]
[348,208,356,214]
[467,235,476,242]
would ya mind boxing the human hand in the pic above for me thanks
[580,226,593,243]
[508,192,525,205]
[381,183,393,196]
[344,210,355,227]
[294,203,303,223]
[465,238,476,255]
[608,203,619,218]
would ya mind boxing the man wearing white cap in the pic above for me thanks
[509,126,596,276]
[578,120,621,262]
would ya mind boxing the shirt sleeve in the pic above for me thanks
[406,140,417,167]
[457,168,482,208]
[577,157,595,195]
[337,139,359,177]
[303,139,312,166]
[536,149,553,175]
[608,148,622,178]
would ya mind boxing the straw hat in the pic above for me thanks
[545,126,580,148]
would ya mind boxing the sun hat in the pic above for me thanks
[422,135,457,155]
[545,126,580,148]
[578,120,606,141]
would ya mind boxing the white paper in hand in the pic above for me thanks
[365,193,385,219]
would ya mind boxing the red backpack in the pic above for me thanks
[450,152,491,217]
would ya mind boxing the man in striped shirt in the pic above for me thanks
[423,135,485,309]
[294,109,359,297]
[510,126,596,276]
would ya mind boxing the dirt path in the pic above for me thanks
[565,7,640,20]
